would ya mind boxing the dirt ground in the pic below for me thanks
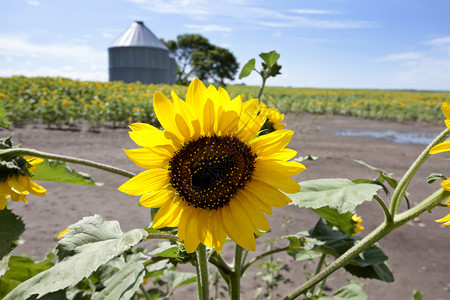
[3,113,450,299]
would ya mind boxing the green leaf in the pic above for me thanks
[309,220,394,282]
[354,160,399,189]
[289,178,382,214]
[259,51,280,68]
[4,215,148,300]
[0,102,10,129]
[427,173,447,184]
[319,281,368,300]
[0,209,25,260]
[164,270,197,291]
[148,241,178,258]
[93,257,146,300]
[0,254,55,298]
[30,159,101,186]
[238,58,255,79]
[312,206,355,236]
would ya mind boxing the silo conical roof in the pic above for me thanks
[110,21,168,50]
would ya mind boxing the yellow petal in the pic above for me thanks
[8,175,28,194]
[0,197,6,210]
[177,207,193,241]
[28,180,46,196]
[441,178,450,191]
[173,93,201,139]
[202,98,215,135]
[266,148,298,161]
[153,91,184,142]
[228,195,258,234]
[129,123,156,131]
[186,78,207,124]
[152,197,184,228]
[256,157,306,177]
[435,213,450,225]
[430,141,450,154]
[237,190,270,232]
[118,169,170,196]
[240,188,272,215]
[183,209,202,253]
[139,186,175,207]
[246,179,293,207]
[129,127,176,150]
[248,130,294,157]
[442,102,450,120]
[209,213,228,253]
[220,205,256,251]
[124,147,172,169]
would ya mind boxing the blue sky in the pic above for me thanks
[1,0,449,90]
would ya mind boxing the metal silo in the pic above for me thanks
[168,54,177,84]
[108,21,172,84]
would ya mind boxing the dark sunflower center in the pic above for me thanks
[169,135,257,210]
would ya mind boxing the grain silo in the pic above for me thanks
[108,21,176,84]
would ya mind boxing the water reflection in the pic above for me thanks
[336,130,440,145]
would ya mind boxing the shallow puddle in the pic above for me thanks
[336,129,441,145]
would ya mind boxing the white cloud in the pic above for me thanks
[26,0,40,6]
[128,0,212,15]
[0,34,104,62]
[184,24,233,33]
[292,9,339,15]
[425,36,450,46]
[259,17,371,29]
[372,51,423,62]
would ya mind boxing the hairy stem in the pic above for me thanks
[241,246,289,275]
[229,245,243,300]
[0,148,136,178]
[389,128,449,216]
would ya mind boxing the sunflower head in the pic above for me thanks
[258,103,286,135]
[119,78,305,253]
[0,136,46,210]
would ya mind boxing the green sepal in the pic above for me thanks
[427,173,447,184]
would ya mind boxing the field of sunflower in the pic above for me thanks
[1,76,449,128]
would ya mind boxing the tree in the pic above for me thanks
[162,34,239,85]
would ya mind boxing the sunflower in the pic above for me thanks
[259,103,286,134]
[429,102,450,226]
[0,156,46,210]
[351,213,364,234]
[119,78,306,253]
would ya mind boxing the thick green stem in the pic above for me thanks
[139,285,151,300]
[284,188,450,300]
[230,245,243,300]
[389,128,449,216]
[196,244,209,300]
[0,148,136,178]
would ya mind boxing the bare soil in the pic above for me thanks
[3,113,450,299]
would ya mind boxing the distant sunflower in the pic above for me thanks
[119,79,306,253]
[0,156,46,210]
[429,102,450,226]
[351,213,364,234]
[259,103,286,134]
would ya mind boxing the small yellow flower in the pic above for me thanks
[258,103,286,134]
[57,227,70,239]
[352,213,364,235]
[0,157,46,210]
[119,79,306,253]
[429,102,450,226]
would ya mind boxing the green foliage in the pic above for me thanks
[30,159,100,186]
[312,207,355,236]
[239,50,282,81]
[354,160,399,189]
[0,209,25,261]
[309,219,394,282]
[1,76,449,128]
[412,289,423,300]
[239,58,255,79]
[0,253,55,298]
[3,215,148,300]
[289,178,382,214]
[163,34,239,85]
[0,101,10,128]
[319,281,368,300]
